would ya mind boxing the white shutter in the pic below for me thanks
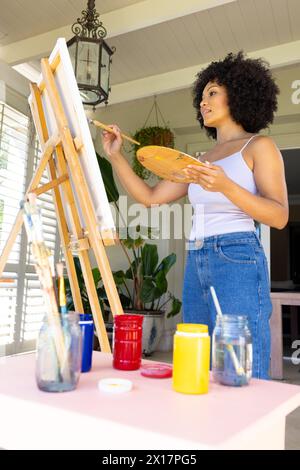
[0,103,29,355]
[21,138,60,352]
[0,273,17,351]
[0,102,60,355]
[0,104,27,264]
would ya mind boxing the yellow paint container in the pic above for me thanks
[172,323,210,394]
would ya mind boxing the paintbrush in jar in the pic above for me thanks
[56,263,68,315]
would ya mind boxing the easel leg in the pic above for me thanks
[54,144,111,352]
[47,157,84,313]
[0,211,23,277]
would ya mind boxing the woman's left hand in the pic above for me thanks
[183,163,232,193]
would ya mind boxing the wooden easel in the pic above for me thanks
[0,53,125,352]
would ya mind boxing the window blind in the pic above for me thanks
[0,102,60,356]
[22,137,60,351]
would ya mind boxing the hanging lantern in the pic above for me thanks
[67,0,115,108]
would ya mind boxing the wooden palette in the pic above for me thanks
[136,145,207,183]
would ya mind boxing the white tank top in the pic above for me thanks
[188,135,258,240]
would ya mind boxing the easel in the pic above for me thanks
[0,52,125,352]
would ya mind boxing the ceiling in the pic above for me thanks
[0,0,143,45]
[107,0,300,85]
[0,0,299,106]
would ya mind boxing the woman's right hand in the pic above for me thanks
[101,124,123,159]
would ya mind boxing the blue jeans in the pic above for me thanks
[182,231,272,379]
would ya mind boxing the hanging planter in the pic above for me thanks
[131,97,175,180]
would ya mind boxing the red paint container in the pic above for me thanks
[113,314,144,370]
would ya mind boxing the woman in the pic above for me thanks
[102,51,288,379]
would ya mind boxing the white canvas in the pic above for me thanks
[28,38,116,239]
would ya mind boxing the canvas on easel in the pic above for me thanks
[33,38,117,242]
[0,38,124,352]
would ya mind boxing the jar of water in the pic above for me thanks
[36,312,82,392]
[212,315,252,386]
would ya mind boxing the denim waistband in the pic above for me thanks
[188,230,261,249]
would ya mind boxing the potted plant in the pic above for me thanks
[131,126,174,180]
[65,227,181,355]
[107,227,181,355]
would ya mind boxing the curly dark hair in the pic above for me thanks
[192,51,279,140]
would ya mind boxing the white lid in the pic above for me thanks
[98,378,133,394]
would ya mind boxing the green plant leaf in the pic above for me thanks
[125,258,140,279]
[155,270,168,294]
[148,226,160,240]
[119,293,131,309]
[96,153,119,203]
[122,236,135,250]
[166,298,182,318]
[141,244,158,276]
[122,231,143,250]
[140,279,161,303]
[113,270,126,285]
[92,268,101,286]
[132,236,145,249]
[154,253,176,276]
[97,286,107,300]
[73,257,84,284]
[123,225,153,247]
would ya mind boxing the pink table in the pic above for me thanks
[0,352,300,450]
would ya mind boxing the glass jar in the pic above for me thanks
[212,315,252,387]
[36,312,82,392]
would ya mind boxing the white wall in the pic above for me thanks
[0,59,29,114]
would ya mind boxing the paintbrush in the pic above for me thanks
[22,194,70,379]
[56,263,68,315]
[210,286,246,377]
[88,118,140,146]
[50,255,59,308]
